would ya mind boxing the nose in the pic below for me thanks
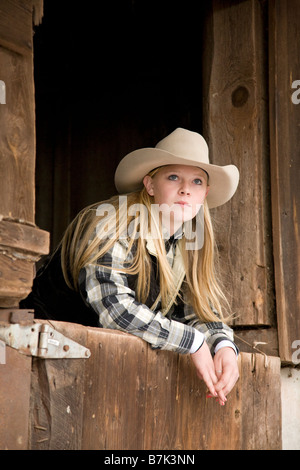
[179,183,190,196]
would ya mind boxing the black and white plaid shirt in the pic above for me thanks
[79,234,237,355]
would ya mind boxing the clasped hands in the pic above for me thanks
[190,341,239,406]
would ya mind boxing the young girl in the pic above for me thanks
[22,128,240,406]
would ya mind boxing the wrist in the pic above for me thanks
[214,341,238,357]
[190,330,205,354]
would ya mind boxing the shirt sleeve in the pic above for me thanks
[179,301,239,356]
[78,240,204,354]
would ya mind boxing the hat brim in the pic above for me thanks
[114,148,239,209]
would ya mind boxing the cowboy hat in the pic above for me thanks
[114,128,239,208]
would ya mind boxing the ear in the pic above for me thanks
[204,185,210,199]
[143,175,154,196]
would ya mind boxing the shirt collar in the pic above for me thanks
[145,226,184,258]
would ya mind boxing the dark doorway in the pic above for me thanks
[33,0,207,249]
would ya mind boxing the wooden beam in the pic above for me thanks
[0,0,49,306]
[29,322,88,450]
[269,0,300,363]
[0,346,32,450]
[0,0,34,55]
[202,0,273,327]
[239,351,282,449]
[0,45,35,224]
[0,219,49,256]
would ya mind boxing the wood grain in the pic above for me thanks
[268,0,300,362]
[28,324,282,450]
[202,0,274,327]
[0,45,35,224]
[81,328,147,450]
[0,219,49,255]
[29,322,88,450]
[0,346,32,450]
[0,1,49,306]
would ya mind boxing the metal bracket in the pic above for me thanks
[0,322,91,359]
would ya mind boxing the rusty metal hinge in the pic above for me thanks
[0,322,91,360]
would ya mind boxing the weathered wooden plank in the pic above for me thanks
[202,0,273,326]
[144,348,180,449]
[175,352,281,450]
[240,353,282,449]
[0,255,34,307]
[268,0,300,362]
[0,0,34,55]
[27,326,281,450]
[0,46,35,224]
[0,220,49,255]
[29,321,88,450]
[0,345,32,450]
[30,357,86,449]
[0,1,49,307]
[234,327,279,357]
[175,354,241,450]
[0,220,50,305]
[81,328,147,450]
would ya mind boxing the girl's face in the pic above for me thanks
[143,164,209,233]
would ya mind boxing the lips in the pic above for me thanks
[175,201,191,206]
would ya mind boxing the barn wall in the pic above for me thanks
[0,0,49,307]
[0,0,299,451]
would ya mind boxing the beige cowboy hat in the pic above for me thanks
[114,128,239,208]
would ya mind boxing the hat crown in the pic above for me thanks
[155,128,209,164]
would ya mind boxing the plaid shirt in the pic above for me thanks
[79,234,237,355]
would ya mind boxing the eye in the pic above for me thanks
[168,174,178,181]
[193,178,203,185]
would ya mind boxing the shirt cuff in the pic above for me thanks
[189,330,205,354]
[214,340,238,356]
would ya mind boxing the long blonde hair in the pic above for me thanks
[60,173,230,323]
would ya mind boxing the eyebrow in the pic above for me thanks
[164,167,209,181]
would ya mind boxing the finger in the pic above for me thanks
[216,386,227,403]
[206,392,227,406]
[215,377,231,399]
[196,371,204,380]
[214,365,223,382]
[202,371,218,398]
[214,368,233,399]
[215,370,239,397]
[216,396,227,406]
[220,373,239,397]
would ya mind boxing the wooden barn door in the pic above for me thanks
[0,0,290,450]
[0,0,49,450]
[29,322,281,451]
